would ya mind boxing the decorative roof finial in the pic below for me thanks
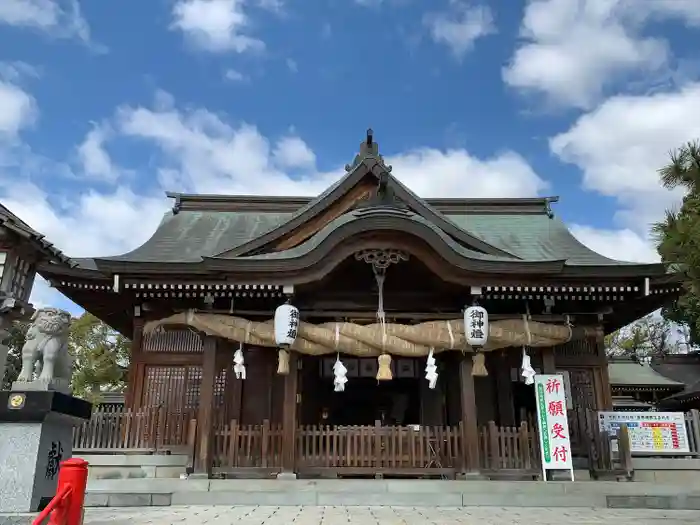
[345,128,392,172]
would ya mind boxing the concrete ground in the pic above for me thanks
[82,505,700,525]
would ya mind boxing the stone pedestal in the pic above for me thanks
[0,390,92,512]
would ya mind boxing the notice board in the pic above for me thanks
[598,411,690,454]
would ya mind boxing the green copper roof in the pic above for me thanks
[608,361,683,387]
[101,210,291,263]
[91,205,642,267]
[448,214,635,266]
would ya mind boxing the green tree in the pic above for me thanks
[1,321,29,389]
[69,312,130,402]
[605,314,680,358]
[653,140,700,347]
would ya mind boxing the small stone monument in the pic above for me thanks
[0,308,92,513]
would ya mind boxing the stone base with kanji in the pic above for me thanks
[0,390,92,512]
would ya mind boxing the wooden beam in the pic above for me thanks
[459,356,480,474]
[138,352,204,366]
[193,336,217,477]
[281,352,299,475]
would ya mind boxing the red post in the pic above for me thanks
[48,458,89,525]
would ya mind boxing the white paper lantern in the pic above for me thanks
[464,306,488,347]
[274,303,300,347]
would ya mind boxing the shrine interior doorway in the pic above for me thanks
[299,355,423,426]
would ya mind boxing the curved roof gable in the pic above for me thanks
[214,132,517,260]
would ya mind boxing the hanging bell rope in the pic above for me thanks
[277,348,290,375]
[471,352,488,376]
[520,304,536,385]
[372,264,387,347]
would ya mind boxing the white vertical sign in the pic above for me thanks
[534,374,574,480]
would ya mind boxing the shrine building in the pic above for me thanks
[32,131,681,479]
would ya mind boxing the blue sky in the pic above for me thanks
[0,0,699,314]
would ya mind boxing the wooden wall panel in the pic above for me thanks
[240,347,276,424]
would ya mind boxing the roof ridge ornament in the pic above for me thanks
[344,128,393,173]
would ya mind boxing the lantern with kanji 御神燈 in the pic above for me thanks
[274,303,300,348]
[464,305,488,347]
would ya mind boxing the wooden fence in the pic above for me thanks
[478,421,540,478]
[213,419,284,473]
[296,422,464,477]
[211,420,540,478]
[77,406,700,479]
[73,405,197,453]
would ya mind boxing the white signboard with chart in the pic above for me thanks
[598,411,690,454]
[534,374,574,480]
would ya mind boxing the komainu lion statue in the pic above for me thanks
[15,307,73,391]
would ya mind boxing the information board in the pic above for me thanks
[598,411,690,454]
[534,374,574,479]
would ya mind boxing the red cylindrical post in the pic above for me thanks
[49,458,89,525]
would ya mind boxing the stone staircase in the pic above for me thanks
[85,479,700,510]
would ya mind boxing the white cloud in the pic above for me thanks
[171,0,265,53]
[76,123,119,181]
[424,1,495,59]
[273,136,316,169]
[0,81,37,139]
[0,0,92,43]
[550,83,700,262]
[0,62,41,83]
[570,225,660,263]
[389,149,545,198]
[286,58,298,73]
[224,68,249,82]
[504,0,700,109]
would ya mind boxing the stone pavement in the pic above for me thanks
[82,505,700,525]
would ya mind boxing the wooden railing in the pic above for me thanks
[214,419,284,471]
[72,406,197,452]
[212,420,540,478]
[296,422,463,475]
[478,421,540,477]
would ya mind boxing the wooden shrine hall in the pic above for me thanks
[37,130,680,479]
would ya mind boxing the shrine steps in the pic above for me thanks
[85,479,700,509]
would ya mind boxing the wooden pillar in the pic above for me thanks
[459,356,480,474]
[280,352,299,476]
[193,336,217,477]
[125,318,145,409]
[495,352,515,426]
[542,347,556,374]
